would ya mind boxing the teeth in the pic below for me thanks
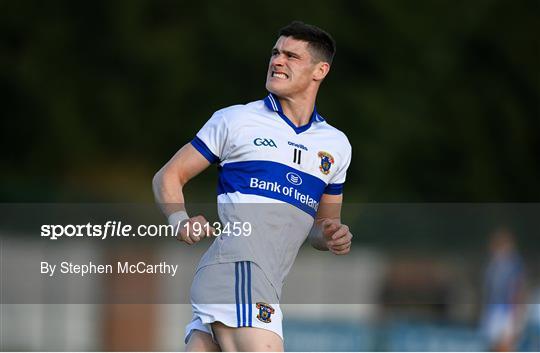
[273,72,287,79]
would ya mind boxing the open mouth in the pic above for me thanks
[271,71,289,79]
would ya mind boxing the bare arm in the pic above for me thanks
[153,143,211,214]
[153,143,216,244]
[309,193,352,255]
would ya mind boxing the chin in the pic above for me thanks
[266,81,288,96]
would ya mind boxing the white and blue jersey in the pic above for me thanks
[190,93,352,297]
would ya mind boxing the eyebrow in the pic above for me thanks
[272,47,301,58]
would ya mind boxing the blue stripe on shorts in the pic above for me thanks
[235,261,254,328]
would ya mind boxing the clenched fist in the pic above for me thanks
[321,219,352,255]
[177,215,216,245]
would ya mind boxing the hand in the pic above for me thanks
[177,215,216,245]
[322,219,352,255]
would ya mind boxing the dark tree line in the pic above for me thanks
[1,0,538,202]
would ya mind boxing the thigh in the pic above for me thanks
[185,330,221,352]
[212,321,283,352]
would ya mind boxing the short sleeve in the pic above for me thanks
[190,112,228,164]
[324,140,352,195]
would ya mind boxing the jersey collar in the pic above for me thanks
[263,93,325,134]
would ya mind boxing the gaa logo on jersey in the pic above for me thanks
[285,172,302,186]
[253,138,277,148]
[318,151,334,175]
[256,302,275,323]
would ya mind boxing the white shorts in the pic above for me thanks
[185,261,283,344]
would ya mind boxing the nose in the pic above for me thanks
[270,53,286,67]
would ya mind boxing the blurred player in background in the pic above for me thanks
[480,227,527,351]
[153,21,352,351]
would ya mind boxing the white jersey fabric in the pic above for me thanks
[190,93,352,298]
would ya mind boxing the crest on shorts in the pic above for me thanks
[256,302,275,323]
[318,151,334,175]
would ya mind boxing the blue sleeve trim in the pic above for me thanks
[191,136,219,164]
[324,183,344,195]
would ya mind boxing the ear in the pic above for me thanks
[313,62,330,81]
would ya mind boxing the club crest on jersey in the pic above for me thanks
[318,151,334,175]
[256,302,275,323]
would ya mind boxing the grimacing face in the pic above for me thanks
[265,36,324,98]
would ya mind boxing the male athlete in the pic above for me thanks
[153,21,353,351]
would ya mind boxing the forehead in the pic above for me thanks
[273,36,310,54]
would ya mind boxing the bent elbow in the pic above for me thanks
[153,165,186,192]
[152,168,164,198]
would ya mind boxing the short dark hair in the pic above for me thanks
[278,21,336,64]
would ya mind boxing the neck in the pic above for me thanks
[277,93,317,127]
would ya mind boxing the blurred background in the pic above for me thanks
[1,0,539,351]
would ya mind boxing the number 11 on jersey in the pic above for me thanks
[293,148,301,164]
